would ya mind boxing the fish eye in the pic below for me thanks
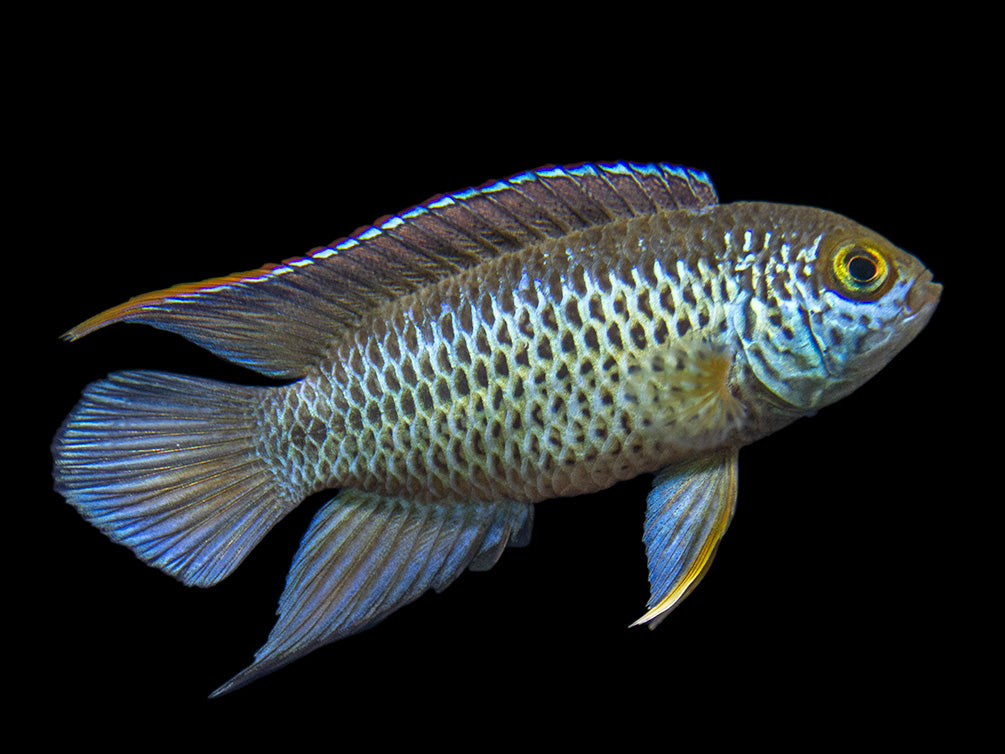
[847,253,879,283]
[831,242,891,299]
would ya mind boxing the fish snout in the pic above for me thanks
[907,269,942,314]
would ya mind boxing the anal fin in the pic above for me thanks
[632,448,738,628]
[210,490,533,697]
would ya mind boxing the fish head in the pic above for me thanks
[805,222,941,405]
[736,206,942,413]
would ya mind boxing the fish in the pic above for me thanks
[51,162,941,696]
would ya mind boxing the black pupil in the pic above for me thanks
[847,254,877,283]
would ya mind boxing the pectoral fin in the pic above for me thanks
[210,490,532,697]
[632,448,738,628]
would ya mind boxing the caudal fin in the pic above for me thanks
[52,371,301,587]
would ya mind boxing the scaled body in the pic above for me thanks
[52,163,940,695]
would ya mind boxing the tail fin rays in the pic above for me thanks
[52,371,300,588]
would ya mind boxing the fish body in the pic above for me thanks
[271,201,921,503]
[52,163,941,696]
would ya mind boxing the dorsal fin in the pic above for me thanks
[65,162,718,378]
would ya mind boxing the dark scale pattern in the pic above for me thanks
[259,204,848,505]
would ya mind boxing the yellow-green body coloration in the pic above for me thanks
[52,163,941,696]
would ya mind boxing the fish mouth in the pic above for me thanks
[907,269,942,314]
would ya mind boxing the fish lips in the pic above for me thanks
[907,269,942,315]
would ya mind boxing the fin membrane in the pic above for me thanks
[210,490,533,697]
[66,163,717,379]
[633,448,738,627]
[52,371,299,587]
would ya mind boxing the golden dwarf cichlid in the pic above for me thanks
[52,162,941,696]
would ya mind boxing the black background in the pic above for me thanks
[19,21,988,748]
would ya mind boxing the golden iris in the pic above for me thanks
[832,243,890,298]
